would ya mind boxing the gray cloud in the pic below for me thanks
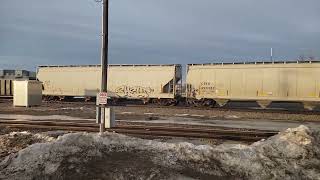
[0,0,319,71]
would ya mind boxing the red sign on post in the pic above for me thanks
[97,92,108,105]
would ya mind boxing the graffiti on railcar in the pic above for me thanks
[115,85,154,98]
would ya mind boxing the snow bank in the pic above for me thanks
[0,125,319,180]
[0,131,55,161]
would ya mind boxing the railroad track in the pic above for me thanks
[124,104,320,115]
[0,118,278,142]
[40,100,320,115]
[2,98,319,115]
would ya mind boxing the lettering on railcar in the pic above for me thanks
[115,85,154,98]
[187,82,215,97]
[199,82,215,95]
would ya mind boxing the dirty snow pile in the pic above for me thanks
[0,131,55,161]
[0,125,320,180]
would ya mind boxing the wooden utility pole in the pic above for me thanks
[98,0,109,134]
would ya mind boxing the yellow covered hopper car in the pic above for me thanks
[186,61,320,110]
[37,64,182,105]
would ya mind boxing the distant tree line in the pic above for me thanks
[298,54,316,61]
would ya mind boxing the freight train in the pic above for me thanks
[36,61,320,110]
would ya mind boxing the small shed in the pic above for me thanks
[13,80,42,107]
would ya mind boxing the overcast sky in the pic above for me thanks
[0,0,319,70]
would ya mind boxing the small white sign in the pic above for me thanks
[97,92,108,105]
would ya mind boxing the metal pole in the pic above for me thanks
[185,65,188,104]
[99,0,109,134]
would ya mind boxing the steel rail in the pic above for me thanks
[0,119,276,135]
[0,124,271,141]
[0,120,277,141]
